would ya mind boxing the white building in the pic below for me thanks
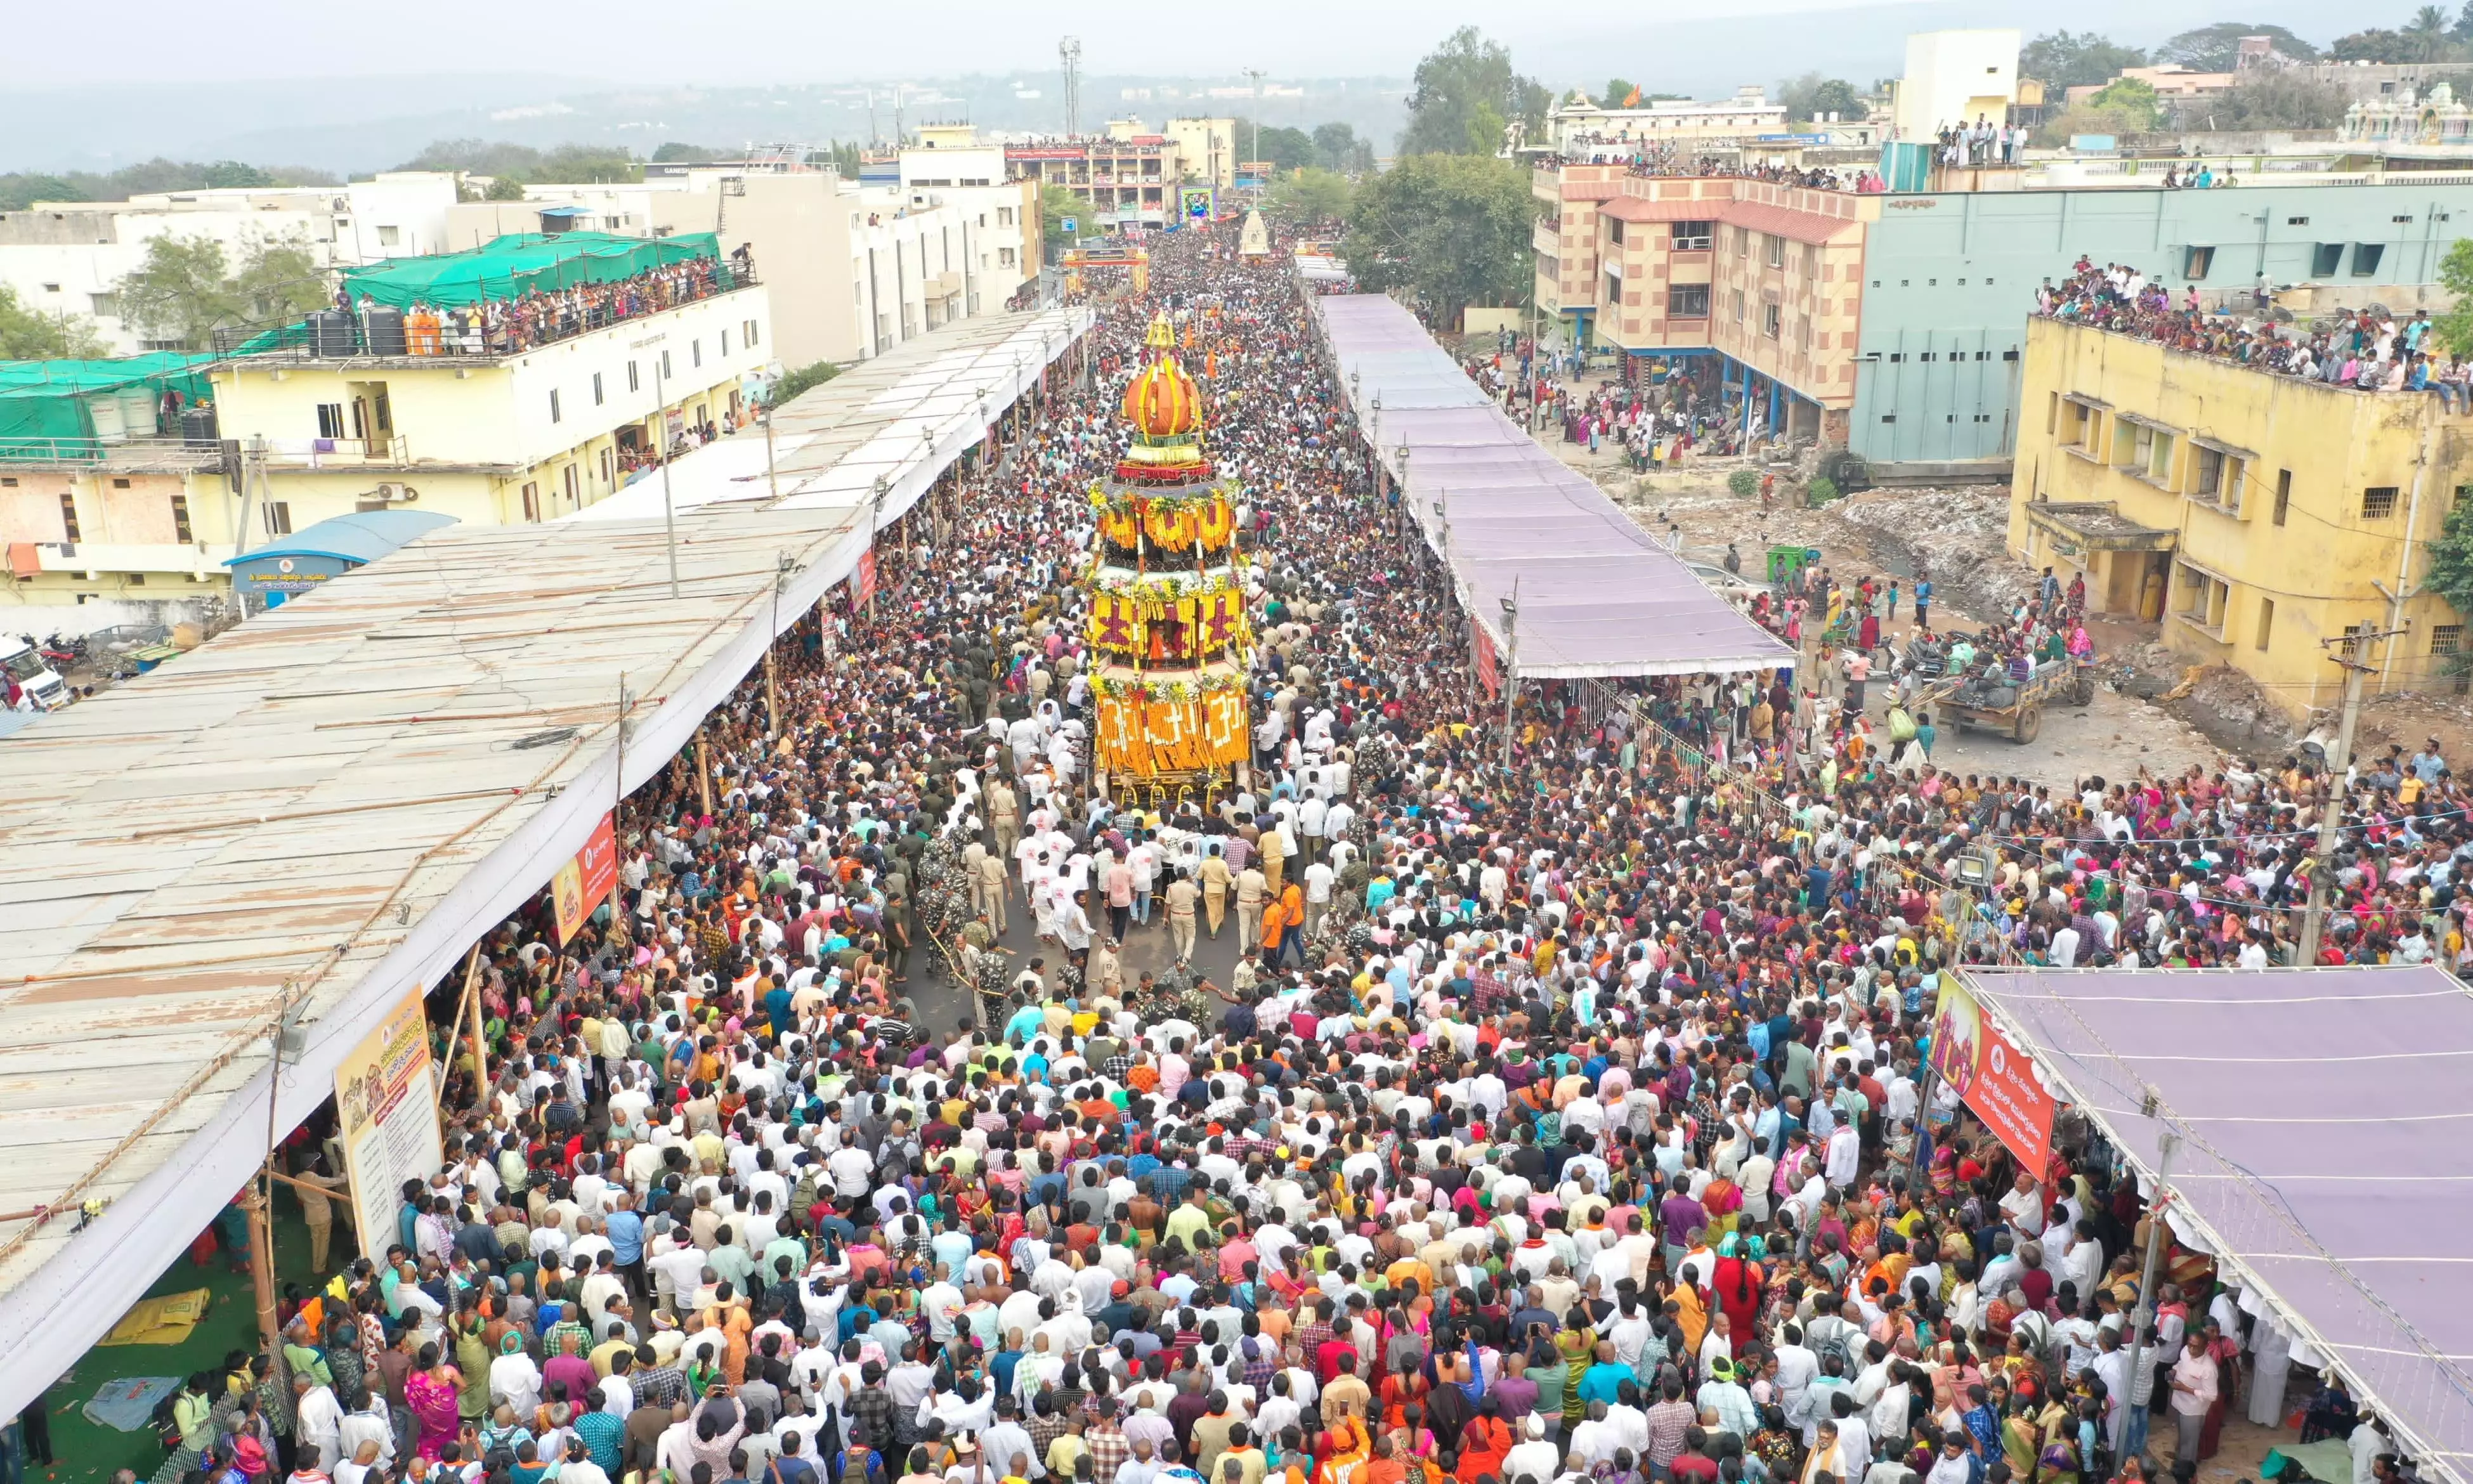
[1544,87,1793,154]
[445,162,1031,372]
[896,133,1041,308]
[0,174,459,354]
[1889,29,2021,140]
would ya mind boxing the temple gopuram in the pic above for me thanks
[1085,313,1253,810]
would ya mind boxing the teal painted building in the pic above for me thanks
[1849,181,2473,466]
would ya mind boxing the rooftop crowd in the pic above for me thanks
[1550,143,1881,194]
[122,223,2436,1484]
[313,247,758,360]
[2033,259,2467,403]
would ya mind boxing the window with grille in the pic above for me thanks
[171,494,192,543]
[2363,486,2399,519]
[58,493,79,541]
[2433,624,2463,654]
[1666,286,1709,317]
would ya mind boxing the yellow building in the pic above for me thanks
[2009,315,2470,719]
[211,280,770,537]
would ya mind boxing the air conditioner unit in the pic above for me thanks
[367,482,419,503]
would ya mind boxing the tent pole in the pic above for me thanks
[2119,1130,2182,1462]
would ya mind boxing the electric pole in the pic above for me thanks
[1060,37,1083,139]
[1500,578,1521,774]
[2120,1127,2181,1464]
[2294,625,2381,966]
[1244,70,1268,171]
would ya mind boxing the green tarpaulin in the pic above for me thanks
[337,231,722,309]
[0,353,217,458]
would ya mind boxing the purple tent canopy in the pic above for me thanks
[1964,965,2473,1481]
[1317,294,1794,679]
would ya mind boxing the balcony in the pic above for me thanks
[0,436,228,473]
[214,258,760,365]
[1533,221,1562,256]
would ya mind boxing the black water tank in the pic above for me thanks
[179,406,219,446]
[306,310,356,357]
[362,306,408,357]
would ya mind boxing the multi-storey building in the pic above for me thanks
[1537,162,2473,470]
[1004,126,1185,230]
[2010,315,2469,717]
[0,176,459,355]
[1165,118,1238,193]
[206,263,770,539]
[446,165,1005,370]
[1539,166,1869,444]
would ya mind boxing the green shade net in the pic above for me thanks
[336,230,724,310]
[0,353,218,459]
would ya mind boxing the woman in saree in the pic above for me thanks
[405,1340,464,1461]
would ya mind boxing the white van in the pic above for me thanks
[1,635,70,711]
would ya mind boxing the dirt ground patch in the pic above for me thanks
[1545,439,2239,788]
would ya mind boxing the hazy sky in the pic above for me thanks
[7,0,2385,84]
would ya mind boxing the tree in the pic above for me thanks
[230,237,329,326]
[2406,4,2462,58]
[651,142,717,163]
[1341,152,1532,329]
[2206,72,2352,129]
[2457,0,2473,41]
[1778,72,1865,122]
[2088,77,2163,130]
[1265,167,1354,225]
[1310,122,1374,174]
[0,174,82,211]
[1399,27,1550,156]
[116,233,329,350]
[483,177,528,202]
[534,145,642,184]
[2422,496,2473,672]
[2020,30,2148,88]
[1229,122,1314,172]
[766,359,842,409]
[1602,77,1639,108]
[2157,23,2319,70]
[2332,29,2409,60]
[0,285,108,360]
[1039,184,1097,256]
[2434,237,2473,358]
[117,237,240,351]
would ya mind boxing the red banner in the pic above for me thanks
[1474,623,1500,697]
[852,549,879,608]
[552,813,620,946]
[1931,980,2056,1174]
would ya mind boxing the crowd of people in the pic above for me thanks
[1548,141,1881,194]
[1457,332,1763,464]
[1910,122,2027,171]
[111,221,2443,1484]
[333,247,757,360]
[2034,259,2467,403]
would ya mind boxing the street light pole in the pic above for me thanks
[2295,625,2377,966]
[1501,578,1521,774]
[655,353,682,600]
[2120,1129,2181,1464]
[764,402,779,503]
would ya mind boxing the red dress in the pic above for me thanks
[1711,1254,1766,1355]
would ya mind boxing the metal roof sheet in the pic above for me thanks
[0,306,1091,1416]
